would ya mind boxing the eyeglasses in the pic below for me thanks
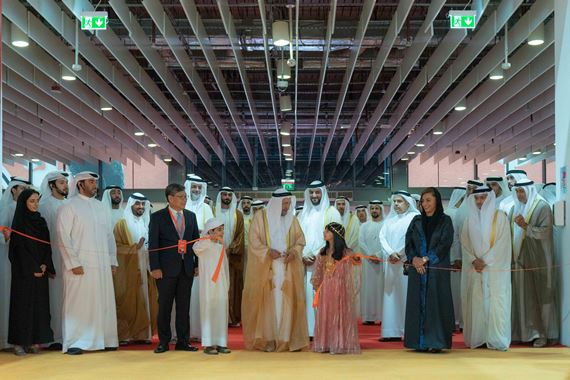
[172,194,188,199]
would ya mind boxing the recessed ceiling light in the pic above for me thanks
[31,158,40,162]
[285,157,293,161]
[407,151,415,155]
[415,143,425,147]
[134,131,145,136]
[532,151,541,155]
[433,130,443,135]
[528,24,545,46]
[148,143,158,148]
[13,153,24,157]
[11,24,29,48]
[519,157,527,161]
[163,157,172,162]
[401,157,409,161]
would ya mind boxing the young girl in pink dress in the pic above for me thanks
[311,222,360,354]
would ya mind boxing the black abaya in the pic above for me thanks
[8,189,55,346]
[404,191,454,351]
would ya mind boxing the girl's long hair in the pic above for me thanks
[320,222,347,261]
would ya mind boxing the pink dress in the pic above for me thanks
[311,251,360,354]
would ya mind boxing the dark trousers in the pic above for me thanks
[156,270,193,345]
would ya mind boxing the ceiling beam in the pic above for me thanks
[496,131,555,164]
[319,0,376,167]
[2,137,58,166]
[2,44,149,164]
[179,0,253,165]
[418,19,555,163]
[431,79,554,163]
[334,0,420,165]
[307,0,337,165]
[215,0,270,166]
[23,0,189,164]
[370,0,530,166]
[3,111,95,163]
[356,29,467,165]
[109,0,221,164]
[473,114,554,163]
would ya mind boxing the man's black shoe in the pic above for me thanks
[66,347,83,355]
[154,344,169,354]
[105,347,118,351]
[175,344,198,352]
[47,343,63,351]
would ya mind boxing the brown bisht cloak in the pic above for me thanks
[113,219,158,341]
[242,210,309,352]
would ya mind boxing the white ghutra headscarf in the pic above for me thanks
[265,188,296,254]
[215,187,238,247]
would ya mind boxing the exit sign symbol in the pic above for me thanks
[80,11,108,30]
[449,10,477,30]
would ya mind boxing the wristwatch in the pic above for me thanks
[422,256,428,263]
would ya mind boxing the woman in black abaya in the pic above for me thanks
[404,187,454,352]
[8,189,55,356]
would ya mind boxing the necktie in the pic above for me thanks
[177,212,183,238]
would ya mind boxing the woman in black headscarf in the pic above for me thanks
[8,188,55,356]
[403,187,454,352]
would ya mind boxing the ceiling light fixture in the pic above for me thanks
[272,21,290,47]
[163,157,172,163]
[134,131,145,136]
[13,153,24,157]
[31,158,40,162]
[280,121,291,136]
[532,151,541,155]
[279,95,292,112]
[100,97,113,111]
[454,98,467,111]
[415,143,425,147]
[10,23,29,48]
[489,66,504,80]
[148,143,158,148]
[276,59,291,80]
[528,23,545,46]
[281,134,291,147]
[61,66,76,81]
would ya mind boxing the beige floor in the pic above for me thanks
[1,347,569,380]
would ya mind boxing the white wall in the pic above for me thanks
[555,0,570,346]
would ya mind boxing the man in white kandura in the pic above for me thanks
[298,180,341,337]
[334,196,360,251]
[359,201,385,325]
[102,185,124,227]
[355,205,368,224]
[39,171,70,350]
[379,191,419,341]
[510,179,558,347]
[460,186,511,351]
[56,172,118,355]
[486,177,511,212]
[503,170,529,214]
[0,177,31,349]
[184,174,214,341]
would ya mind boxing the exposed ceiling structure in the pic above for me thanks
[1,0,554,189]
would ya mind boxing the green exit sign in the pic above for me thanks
[81,11,108,30]
[281,179,295,191]
[449,10,477,29]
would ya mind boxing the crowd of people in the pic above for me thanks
[0,169,560,357]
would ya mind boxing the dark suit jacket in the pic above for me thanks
[149,207,199,277]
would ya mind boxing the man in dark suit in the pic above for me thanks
[149,183,199,353]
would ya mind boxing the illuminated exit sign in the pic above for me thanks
[449,10,477,29]
[81,11,108,30]
[281,179,295,191]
